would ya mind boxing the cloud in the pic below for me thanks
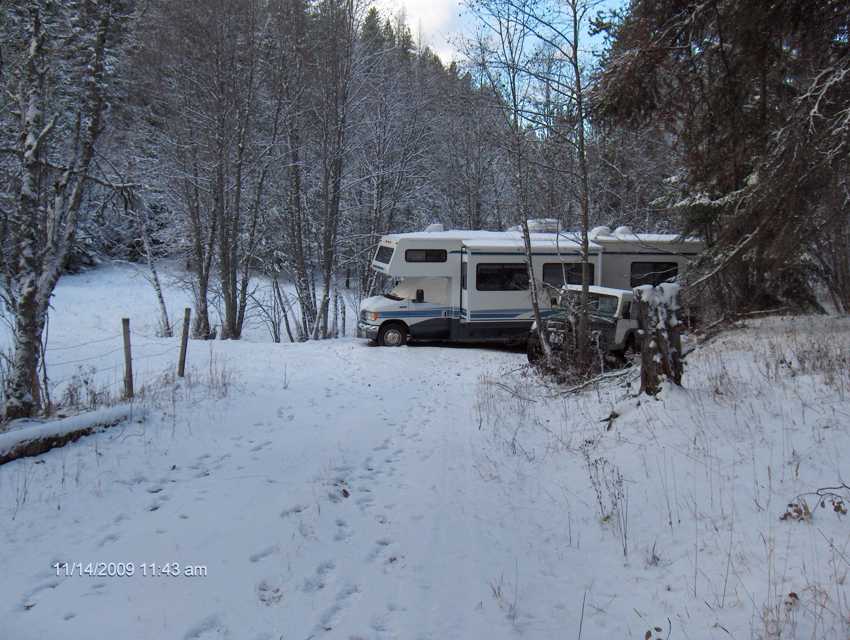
[374,0,466,63]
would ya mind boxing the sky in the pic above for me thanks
[376,0,625,65]
[375,0,468,62]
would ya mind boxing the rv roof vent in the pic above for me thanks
[424,223,444,233]
[613,225,634,238]
[589,225,612,239]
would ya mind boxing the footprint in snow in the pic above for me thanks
[334,518,352,542]
[281,504,308,518]
[97,532,119,547]
[312,583,359,635]
[256,580,283,606]
[184,614,229,640]
[248,546,278,563]
[328,480,351,503]
[302,560,335,593]
[366,538,393,562]
[19,579,60,611]
[355,495,374,511]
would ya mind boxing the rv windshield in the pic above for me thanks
[386,282,414,301]
[382,277,449,304]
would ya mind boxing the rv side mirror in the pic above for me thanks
[415,289,425,303]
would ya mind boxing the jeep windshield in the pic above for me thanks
[560,291,618,317]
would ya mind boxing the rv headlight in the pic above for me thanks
[369,311,379,322]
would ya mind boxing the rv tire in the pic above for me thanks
[378,322,407,347]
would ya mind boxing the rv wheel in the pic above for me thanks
[379,323,407,347]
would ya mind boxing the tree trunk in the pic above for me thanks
[636,283,684,395]
[138,207,172,337]
[192,275,213,339]
[570,0,592,370]
[5,294,43,421]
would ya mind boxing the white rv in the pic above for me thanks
[357,224,702,346]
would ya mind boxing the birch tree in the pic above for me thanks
[1,1,127,420]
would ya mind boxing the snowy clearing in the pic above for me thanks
[1,265,850,640]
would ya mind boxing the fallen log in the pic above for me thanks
[0,404,143,466]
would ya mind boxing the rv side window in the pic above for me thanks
[461,262,467,290]
[542,263,596,286]
[476,263,529,291]
[405,249,447,263]
[375,246,395,264]
[630,262,678,287]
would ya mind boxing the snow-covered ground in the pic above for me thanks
[2,264,849,640]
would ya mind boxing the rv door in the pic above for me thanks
[460,253,470,321]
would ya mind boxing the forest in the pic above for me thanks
[1,0,848,419]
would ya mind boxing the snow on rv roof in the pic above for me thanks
[381,230,519,242]
[381,229,593,250]
[380,228,699,253]
[384,228,693,243]
[462,234,594,252]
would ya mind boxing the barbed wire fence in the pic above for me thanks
[31,309,196,414]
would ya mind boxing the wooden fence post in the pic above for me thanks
[122,318,133,399]
[178,307,191,377]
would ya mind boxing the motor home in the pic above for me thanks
[357,224,703,346]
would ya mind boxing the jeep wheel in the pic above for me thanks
[378,323,407,347]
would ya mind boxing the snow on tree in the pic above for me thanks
[0,1,133,420]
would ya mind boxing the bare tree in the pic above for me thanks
[136,0,275,340]
[466,0,601,368]
[266,0,316,338]
[313,0,359,339]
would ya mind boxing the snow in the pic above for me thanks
[2,263,850,640]
[462,236,588,251]
[379,228,702,257]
